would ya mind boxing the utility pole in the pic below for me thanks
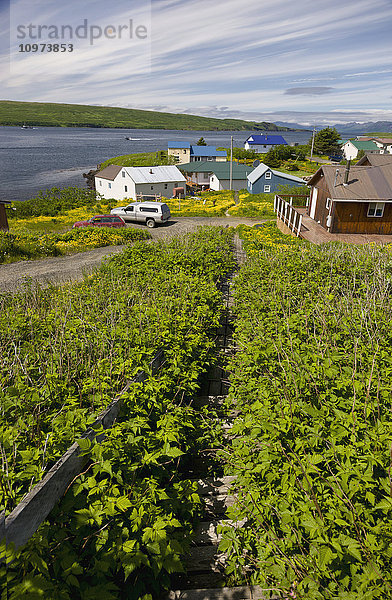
[229,136,233,191]
[310,128,316,159]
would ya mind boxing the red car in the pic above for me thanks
[73,215,126,228]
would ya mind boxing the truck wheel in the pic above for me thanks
[146,219,156,228]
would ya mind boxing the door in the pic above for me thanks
[309,187,318,219]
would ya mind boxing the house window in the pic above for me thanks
[124,185,127,192]
[164,183,168,189]
[151,186,154,190]
[99,180,102,186]
[265,171,271,180]
[108,183,112,189]
[203,173,210,178]
[367,202,385,217]
[326,198,331,210]
[183,149,186,154]
[264,185,271,193]
[122,171,125,177]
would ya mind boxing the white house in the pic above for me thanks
[341,140,380,160]
[244,134,288,154]
[95,165,186,200]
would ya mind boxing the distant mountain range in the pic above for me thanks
[275,120,392,135]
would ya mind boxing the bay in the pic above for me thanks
[0,126,312,201]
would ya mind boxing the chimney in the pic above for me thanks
[344,159,351,185]
[334,169,339,187]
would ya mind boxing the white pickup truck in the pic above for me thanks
[110,201,171,228]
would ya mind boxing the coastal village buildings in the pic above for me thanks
[244,134,287,153]
[179,161,252,191]
[341,140,380,160]
[95,165,186,200]
[167,142,227,165]
[306,157,392,234]
[247,163,305,194]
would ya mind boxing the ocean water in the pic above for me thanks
[0,126,312,201]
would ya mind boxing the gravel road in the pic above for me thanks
[0,217,259,293]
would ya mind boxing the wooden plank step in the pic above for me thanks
[184,545,226,573]
[170,571,225,591]
[196,476,236,496]
[203,494,236,517]
[193,519,246,545]
[168,585,273,600]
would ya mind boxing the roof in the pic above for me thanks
[245,134,287,146]
[124,165,186,184]
[343,140,380,151]
[0,199,11,205]
[356,154,392,167]
[168,141,190,149]
[179,161,251,179]
[190,146,227,157]
[247,162,305,185]
[308,163,392,201]
[96,165,123,180]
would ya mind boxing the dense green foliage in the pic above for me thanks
[0,100,291,131]
[311,127,341,155]
[8,187,100,219]
[220,236,392,598]
[0,227,150,264]
[1,227,235,599]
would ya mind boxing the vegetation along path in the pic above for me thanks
[0,217,259,293]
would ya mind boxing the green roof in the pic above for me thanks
[346,140,379,151]
[179,160,252,179]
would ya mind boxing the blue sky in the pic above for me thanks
[1,0,392,126]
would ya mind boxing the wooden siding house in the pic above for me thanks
[307,160,392,234]
[247,163,305,194]
[0,200,11,231]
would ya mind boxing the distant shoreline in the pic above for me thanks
[0,100,303,132]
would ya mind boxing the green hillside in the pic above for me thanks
[0,100,293,131]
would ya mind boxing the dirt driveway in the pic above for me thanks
[0,217,259,293]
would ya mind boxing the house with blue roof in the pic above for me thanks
[244,134,287,154]
[247,163,305,194]
[168,141,227,164]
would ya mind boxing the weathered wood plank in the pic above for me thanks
[168,585,273,600]
[193,519,245,545]
[184,545,225,573]
[2,350,164,552]
[196,476,236,496]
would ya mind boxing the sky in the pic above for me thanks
[0,0,392,126]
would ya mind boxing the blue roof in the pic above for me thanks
[168,141,191,148]
[190,145,227,157]
[245,135,287,146]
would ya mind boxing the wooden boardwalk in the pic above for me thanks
[297,209,392,245]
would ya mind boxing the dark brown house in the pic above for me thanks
[307,159,392,234]
[0,200,11,232]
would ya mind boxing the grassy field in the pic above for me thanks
[0,100,293,131]
[100,151,177,169]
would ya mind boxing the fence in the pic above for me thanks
[1,349,165,555]
[274,195,306,237]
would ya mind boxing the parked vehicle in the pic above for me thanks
[110,202,171,228]
[73,215,126,228]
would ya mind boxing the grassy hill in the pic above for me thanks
[0,100,293,131]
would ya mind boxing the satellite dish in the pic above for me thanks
[252,159,260,167]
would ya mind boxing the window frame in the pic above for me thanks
[367,202,385,217]
[264,185,271,193]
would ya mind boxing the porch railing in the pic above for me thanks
[274,195,305,237]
